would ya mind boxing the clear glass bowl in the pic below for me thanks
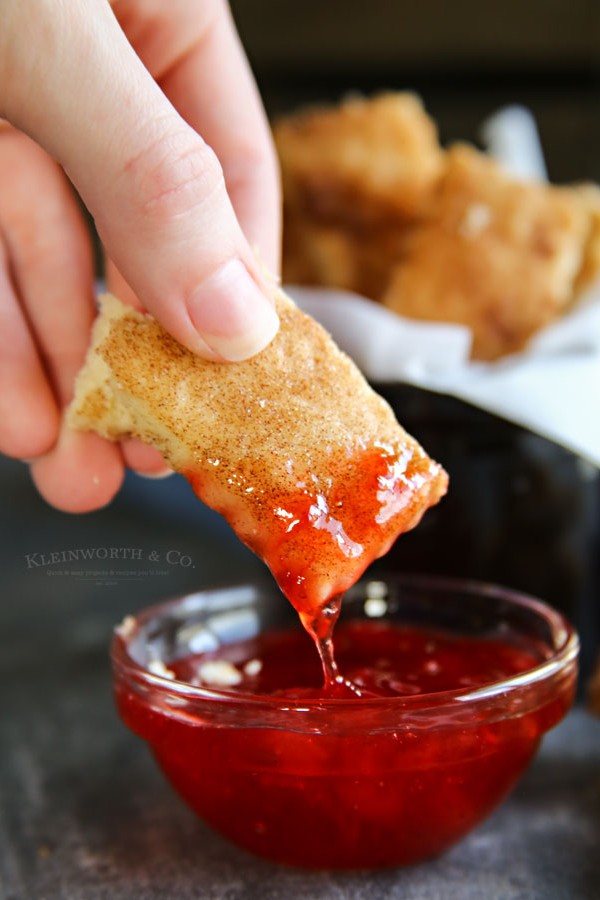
[112,575,578,869]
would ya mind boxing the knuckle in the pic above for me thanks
[124,128,226,222]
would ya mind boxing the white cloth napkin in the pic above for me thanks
[289,284,600,467]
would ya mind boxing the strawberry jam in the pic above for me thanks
[115,607,577,868]
[168,621,545,698]
[186,443,447,629]
[188,443,447,695]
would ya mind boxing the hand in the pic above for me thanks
[0,0,281,512]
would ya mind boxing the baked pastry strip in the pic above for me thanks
[68,291,448,631]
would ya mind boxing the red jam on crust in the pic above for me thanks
[67,291,447,652]
[187,441,444,640]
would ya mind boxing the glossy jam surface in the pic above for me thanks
[187,445,446,626]
[116,620,575,868]
[170,620,545,699]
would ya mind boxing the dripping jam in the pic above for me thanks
[115,609,576,868]
[114,450,576,868]
[186,443,446,626]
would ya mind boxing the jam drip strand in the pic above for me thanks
[303,594,373,698]
[301,593,342,684]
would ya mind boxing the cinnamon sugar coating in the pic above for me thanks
[277,93,600,361]
[68,291,447,612]
[383,145,590,360]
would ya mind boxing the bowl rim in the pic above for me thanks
[111,573,579,713]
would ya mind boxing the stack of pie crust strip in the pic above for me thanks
[276,92,600,361]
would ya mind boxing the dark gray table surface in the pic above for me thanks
[1,456,600,900]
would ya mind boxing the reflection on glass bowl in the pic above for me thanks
[112,575,578,869]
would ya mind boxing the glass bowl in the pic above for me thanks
[112,575,578,869]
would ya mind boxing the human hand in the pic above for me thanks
[0,0,281,512]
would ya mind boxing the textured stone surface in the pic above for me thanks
[1,457,600,900]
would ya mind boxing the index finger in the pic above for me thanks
[113,0,281,273]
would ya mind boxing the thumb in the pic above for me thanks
[1,0,279,361]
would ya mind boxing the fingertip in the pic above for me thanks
[186,259,280,361]
[0,408,59,462]
[136,469,175,481]
[31,427,124,513]
[120,438,172,477]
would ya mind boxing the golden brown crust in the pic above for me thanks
[275,92,445,227]
[282,214,411,300]
[68,292,447,612]
[276,93,600,360]
[69,292,413,468]
[569,183,600,292]
[382,145,589,360]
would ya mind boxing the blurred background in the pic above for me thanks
[231,0,600,183]
[228,0,600,680]
[2,0,600,692]
[2,9,600,896]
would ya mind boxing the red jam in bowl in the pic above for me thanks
[112,576,578,869]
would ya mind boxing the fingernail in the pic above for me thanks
[188,260,279,361]
[136,468,174,481]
